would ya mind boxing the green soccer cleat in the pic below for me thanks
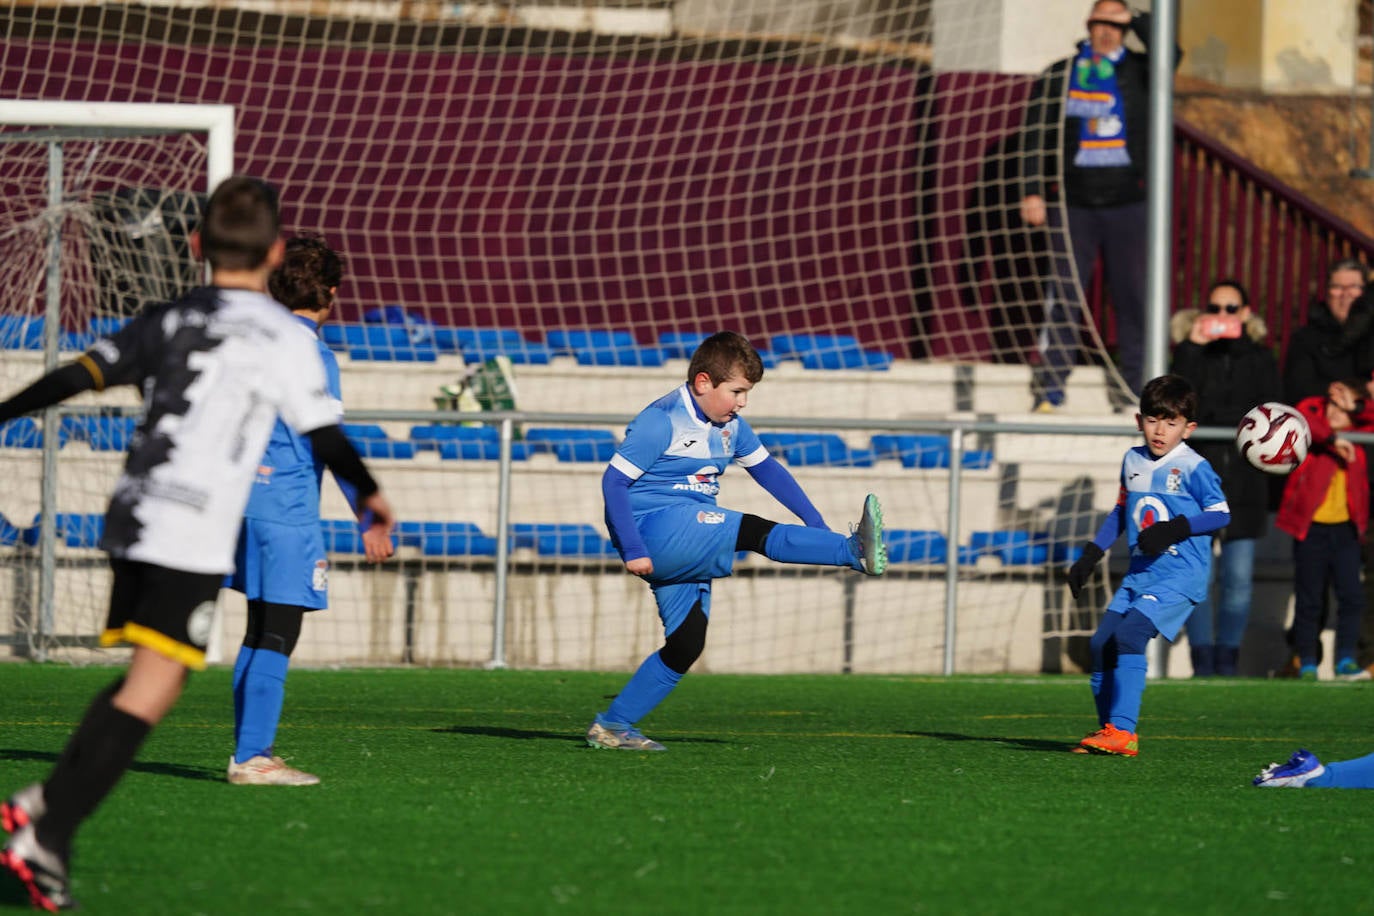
[850,493,887,576]
[585,721,666,751]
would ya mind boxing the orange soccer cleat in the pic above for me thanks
[1078,723,1139,757]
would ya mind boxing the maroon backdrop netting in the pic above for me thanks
[3,38,1050,361]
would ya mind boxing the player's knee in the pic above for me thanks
[247,603,305,656]
[735,514,777,555]
[1115,613,1157,656]
[660,604,708,674]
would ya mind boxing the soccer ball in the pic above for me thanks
[1235,402,1310,474]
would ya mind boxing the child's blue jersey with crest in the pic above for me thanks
[1116,441,1228,608]
[609,384,770,517]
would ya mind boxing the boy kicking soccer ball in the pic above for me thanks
[1064,374,1230,757]
[587,331,887,751]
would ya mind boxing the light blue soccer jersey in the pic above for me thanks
[609,385,769,517]
[228,316,352,608]
[1108,441,1229,638]
[605,384,771,598]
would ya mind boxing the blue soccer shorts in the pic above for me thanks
[227,517,330,610]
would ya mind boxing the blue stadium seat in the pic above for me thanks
[395,521,498,557]
[0,316,45,350]
[409,424,533,460]
[60,415,138,451]
[320,519,365,554]
[37,513,106,549]
[410,424,498,451]
[523,428,617,462]
[968,531,1049,566]
[885,530,948,564]
[546,329,666,367]
[0,512,23,546]
[327,322,436,361]
[342,423,416,459]
[319,322,361,350]
[658,331,707,360]
[434,327,555,365]
[88,316,130,338]
[758,431,874,467]
[60,330,96,352]
[872,434,950,469]
[507,522,616,558]
[769,333,892,372]
[0,418,43,449]
[962,449,994,470]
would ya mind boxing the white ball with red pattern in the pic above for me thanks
[1235,402,1311,475]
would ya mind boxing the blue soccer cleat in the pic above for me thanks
[1253,748,1326,788]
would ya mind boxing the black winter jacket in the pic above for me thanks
[1170,309,1281,540]
[1282,297,1374,404]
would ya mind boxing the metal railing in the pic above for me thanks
[1089,118,1374,360]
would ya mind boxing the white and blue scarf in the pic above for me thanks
[1065,41,1131,168]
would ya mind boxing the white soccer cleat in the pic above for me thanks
[227,755,321,786]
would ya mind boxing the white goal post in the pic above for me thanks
[0,101,233,661]
[0,101,235,192]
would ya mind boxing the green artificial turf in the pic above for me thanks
[1,664,1371,914]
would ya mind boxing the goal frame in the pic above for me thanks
[0,101,234,659]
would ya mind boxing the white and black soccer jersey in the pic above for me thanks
[81,287,339,575]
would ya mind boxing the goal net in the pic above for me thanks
[0,1,1130,674]
[0,101,232,661]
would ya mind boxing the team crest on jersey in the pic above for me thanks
[312,560,329,592]
[696,510,726,525]
[1166,468,1182,493]
[186,600,216,648]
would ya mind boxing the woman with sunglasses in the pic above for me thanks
[1170,279,1281,676]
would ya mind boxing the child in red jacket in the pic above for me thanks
[1277,380,1374,678]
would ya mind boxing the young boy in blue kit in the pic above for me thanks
[226,235,393,786]
[588,331,887,750]
[1065,374,1230,757]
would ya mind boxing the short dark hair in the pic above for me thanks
[687,331,764,386]
[199,176,281,271]
[1326,258,1368,284]
[270,234,344,312]
[1208,277,1249,305]
[1139,374,1198,422]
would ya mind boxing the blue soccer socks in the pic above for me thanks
[600,651,683,729]
[233,648,290,764]
[1108,653,1148,733]
[763,524,857,569]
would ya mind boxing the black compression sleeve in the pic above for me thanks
[0,362,98,424]
[307,424,378,500]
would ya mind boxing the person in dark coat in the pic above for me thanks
[1284,259,1374,403]
[1170,279,1281,675]
[1019,0,1180,411]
